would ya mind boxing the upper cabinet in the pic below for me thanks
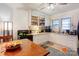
[31,16,45,27]
[39,17,45,26]
[31,16,38,25]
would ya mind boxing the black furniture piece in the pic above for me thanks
[70,30,77,35]
[67,30,77,35]
[66,30,70,34]
[65,30,77,35]
[17,30,33,41]
[45,26,51,32]
[77,22,79,55]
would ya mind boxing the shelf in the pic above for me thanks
[31,16,45,26]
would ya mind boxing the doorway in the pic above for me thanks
[0,21,13,42]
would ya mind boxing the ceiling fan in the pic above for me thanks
[40,3,68,10]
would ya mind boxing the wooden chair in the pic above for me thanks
[0,35,12,43]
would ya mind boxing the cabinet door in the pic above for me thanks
[33,34,50,44]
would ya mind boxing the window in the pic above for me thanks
[61,17,71,31]
[4,21,13,35]
[52,20,60,30]
[52,17,71,32]
[0,22,3,35]
[0,21,13,36]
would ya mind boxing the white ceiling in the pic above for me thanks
[6,3,79,15]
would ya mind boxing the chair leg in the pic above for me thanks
[0,39,3,43]
[0,39,1,43]
[77,48,79,55]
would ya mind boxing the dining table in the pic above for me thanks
[0,39,49,56]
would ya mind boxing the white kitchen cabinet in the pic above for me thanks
[33,33,51,44]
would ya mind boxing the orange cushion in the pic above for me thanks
[61,48,68,53]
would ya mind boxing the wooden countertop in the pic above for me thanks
[0,39,49,56]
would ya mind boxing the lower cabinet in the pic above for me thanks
[33,33,50,44]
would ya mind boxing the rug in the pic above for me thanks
[47,47,77,56]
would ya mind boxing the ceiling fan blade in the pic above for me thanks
[58,3,68,5]
[40,7,47,10]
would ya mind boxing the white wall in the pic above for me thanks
[12,9,31,39]
[45,16,51,26]
[0,4,12,21]
[0,4,12,35]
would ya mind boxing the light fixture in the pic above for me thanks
[40,3,55,10]
[47,3,54,9]
[50,3,54,9]
[47,6,50,9]
[40,3,67,10]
